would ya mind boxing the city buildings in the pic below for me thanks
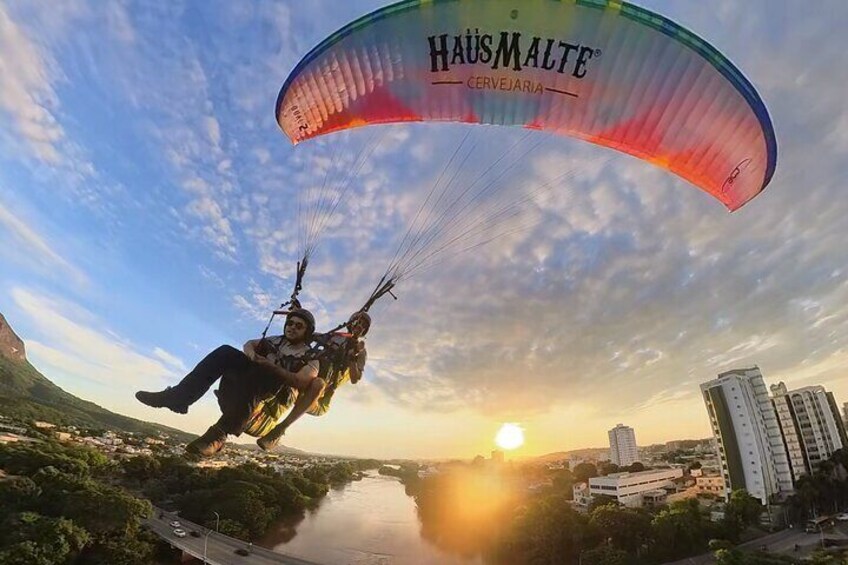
[701,367,793,504]
[695,475,726,496]
[608,424,639,467]
[771,382,847,480]
[573,482,592,506]
[586,468,684,507]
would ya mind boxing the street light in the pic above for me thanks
[203,529,210,564]
[203,512,221,564]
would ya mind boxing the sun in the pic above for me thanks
[495,423,524,450]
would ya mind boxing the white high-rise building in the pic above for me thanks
[770,382,847,479]
[608,424,639,467]
[770,383,807,482]
[701,367,793,504]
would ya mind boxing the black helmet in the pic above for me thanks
[286,308,315,336]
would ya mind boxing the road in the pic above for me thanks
[666,517,848,564]
[144,508,319,565]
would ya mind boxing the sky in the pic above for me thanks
[1,0,847,460]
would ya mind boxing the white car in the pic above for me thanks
[836,513,848,521]
[170,520,181,528]
[173,528,187,538]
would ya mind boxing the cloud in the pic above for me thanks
[119,28,242,257]
[152,347,187,372]
[0,199,88,287]
[104,2,135,44]
[3,0,848,453]
[0,3,132,224]
[0,4,64,163]
[12,287,179,387]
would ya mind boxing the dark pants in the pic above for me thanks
[170,345,284,435]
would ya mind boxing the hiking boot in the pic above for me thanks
[135,387,189,414]
[185,424,227,457]
[257,425,286,452]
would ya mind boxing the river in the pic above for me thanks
[260,471,484,565]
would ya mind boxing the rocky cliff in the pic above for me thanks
[0,312,26,362]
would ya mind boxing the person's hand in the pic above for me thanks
[254,355,275,367]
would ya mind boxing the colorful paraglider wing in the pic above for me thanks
[277,0,776,211]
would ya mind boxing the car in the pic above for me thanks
[235,548,250,556]
[173,528,187,538]
[837,513,848,521]
[190,530,201,538]
[169,520,181,528]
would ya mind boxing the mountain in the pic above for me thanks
[0,312,194,442]
[0,313,26,362]
[236,442,309,456]
[522,448,610,463]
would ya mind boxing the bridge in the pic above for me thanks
[144,507,320,565]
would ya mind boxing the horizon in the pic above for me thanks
[2,0,847,460]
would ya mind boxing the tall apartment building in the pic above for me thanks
[608,424,639,467]
[770,382,847,479]
[843,402,848,428]
[701,367,793,504]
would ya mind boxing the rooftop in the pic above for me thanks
[605,468,681,479]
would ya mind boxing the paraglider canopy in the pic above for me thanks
[276,0,776,211]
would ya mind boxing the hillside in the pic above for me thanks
[0,314,194,442]
[0,355,195,442]
[0,313,26,362]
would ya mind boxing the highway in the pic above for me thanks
[144,508,319,565]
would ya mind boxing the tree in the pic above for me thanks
[497,495,593,564]
[0,441,108,478]
[573,462,598,483]
[714,548,746,565]
[597,461,620,476]
[807,549,843,565]
[722,490,763,541]
[589,504,652,553]
[0,476,41,517]
[0,512,89,565]
[120,455,161,482]
[624,462,645,473]
[80,534,155,565]
[715,547,803,565]
[582,544,628,565]
[551,470,574,497]
[33,468,151,537]
[648,499,717,562]
[588,495,619,513]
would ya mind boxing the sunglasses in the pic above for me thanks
[285,320,307,330]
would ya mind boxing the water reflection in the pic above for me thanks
[411,467,516,562]
[259,471,482,565]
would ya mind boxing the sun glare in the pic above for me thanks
[495,423,524,450]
